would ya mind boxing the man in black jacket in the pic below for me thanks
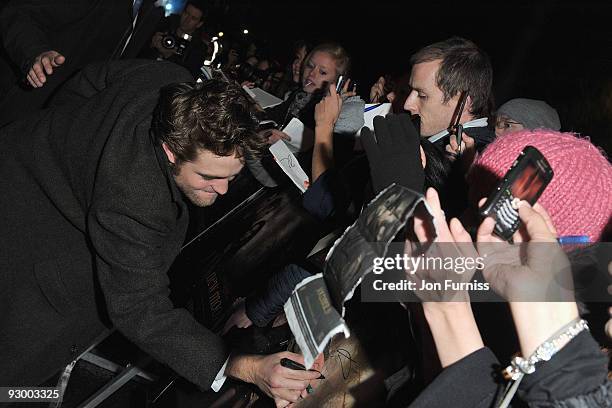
[0,60,319,406]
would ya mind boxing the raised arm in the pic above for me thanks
[312,83,342,183]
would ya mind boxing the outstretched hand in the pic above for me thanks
[27,50,65,88]
[361,114,424,193]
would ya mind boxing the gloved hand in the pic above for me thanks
[361,114,425,194]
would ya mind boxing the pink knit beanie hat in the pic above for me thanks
[469,129,612,242]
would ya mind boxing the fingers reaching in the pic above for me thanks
[27,51,65,88]
[32,62,46,85]
[517,201,557,242]
[41,55,54,75]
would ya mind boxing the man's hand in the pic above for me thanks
[227,352,322,407]
[27,50,65,88]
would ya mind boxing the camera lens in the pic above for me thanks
[162,35,176,49]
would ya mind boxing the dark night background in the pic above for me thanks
[196,0,612,153]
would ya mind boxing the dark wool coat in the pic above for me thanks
[0,60,228,388]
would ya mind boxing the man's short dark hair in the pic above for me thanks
[185,1,206,19]
[153,79,266,164]
[410,37,493,117]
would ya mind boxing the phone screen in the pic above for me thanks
[510,161,547,204]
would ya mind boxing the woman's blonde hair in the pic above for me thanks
[303,43,351,80]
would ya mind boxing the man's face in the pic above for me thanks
[164,145,243,207]
[404,60,464,137]
[179,4,203,34]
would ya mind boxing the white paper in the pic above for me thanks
[243,86,283,109]
[281,117,315,152]
[357,103,392,136]
[269,140,310,193]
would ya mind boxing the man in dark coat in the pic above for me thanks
[0,0,164,126]
[0,59,320,406]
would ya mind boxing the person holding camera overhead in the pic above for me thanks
[145,0,209,77]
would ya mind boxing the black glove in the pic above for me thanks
[361,114,425,194]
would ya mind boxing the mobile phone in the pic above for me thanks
[479,146,554,240]
[448,91,468,152]
[335,75,346,93]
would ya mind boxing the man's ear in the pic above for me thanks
[196,20,204,29]
[162,142,176,164]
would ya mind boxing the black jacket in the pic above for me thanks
[409,331,611,407]
[0,60,228,388]
[0,0,163,126]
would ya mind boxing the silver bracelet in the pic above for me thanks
[497,318,589,408]
[505,318,588,381]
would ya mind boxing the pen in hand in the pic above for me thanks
[280,358,325,379]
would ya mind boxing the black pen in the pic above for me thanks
[280,358,325,379]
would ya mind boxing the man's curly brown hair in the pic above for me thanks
[153,79,267,165]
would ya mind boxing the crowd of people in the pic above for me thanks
[0,1,611,407]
